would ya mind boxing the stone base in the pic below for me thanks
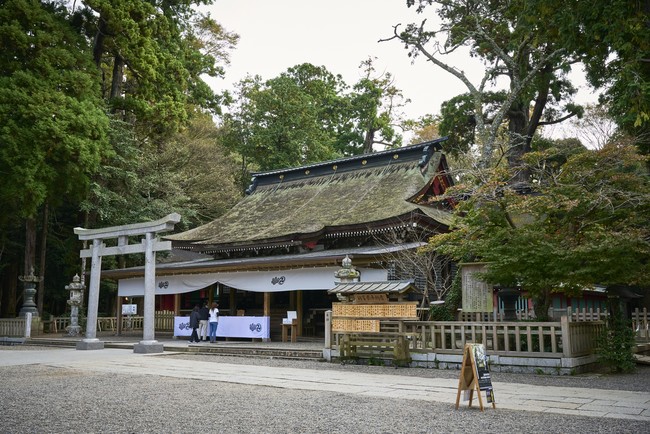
[76,339,104,350]
[133,342,164,354]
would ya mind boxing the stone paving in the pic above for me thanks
[1,345,649,422]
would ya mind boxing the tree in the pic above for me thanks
[76,0,238,136]
[425,139,650,319]
[385,0,583,180]
[349,57,409,153]
[405,114,441,145]
[220,64,350,174]
[0,0,110,312]
[375,221,454,313]
[553,0,650,156]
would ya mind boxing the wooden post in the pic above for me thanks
[263,292,271,317]
[230,288,236,315]
[297,290,303,337]
[173,293,180,316]
[560,315,571,357]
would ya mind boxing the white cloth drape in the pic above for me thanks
[118,267,387,296]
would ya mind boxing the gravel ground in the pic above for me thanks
[1,348,648,434]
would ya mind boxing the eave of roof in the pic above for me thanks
[102,243,424,280]
[328,280,417,295]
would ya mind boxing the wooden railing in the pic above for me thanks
[633,307,649,341]
[42,310,176,334]
[566,307,608,322]
[458,307,608,323]
[331,317,605,359]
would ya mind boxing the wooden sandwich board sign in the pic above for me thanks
[455,343,496,411]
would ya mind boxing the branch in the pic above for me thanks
[538,111,579,126]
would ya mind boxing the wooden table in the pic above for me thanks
[281,319,298,342]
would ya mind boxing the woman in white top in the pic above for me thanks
[208,302,219,343]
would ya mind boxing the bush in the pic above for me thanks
[597,314,636,373]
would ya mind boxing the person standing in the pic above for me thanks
[208,302,219,343]
[189,305,200,343]
[198,302,210,341]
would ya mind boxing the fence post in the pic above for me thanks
[560,315,571,357]
[24,313,32,338]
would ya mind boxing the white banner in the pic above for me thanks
[119,267,387,297]
[174,316,270,339]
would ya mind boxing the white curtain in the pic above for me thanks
[118,267,387,297]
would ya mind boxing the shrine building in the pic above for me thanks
[104,139,456,339]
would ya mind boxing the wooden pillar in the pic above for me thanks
[173,293,180,316]
[263,292,271,316]
[297,290,303,337]
[230,287,236,315]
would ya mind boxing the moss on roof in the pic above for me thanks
[168,154,451,249]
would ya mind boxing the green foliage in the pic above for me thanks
[429,271,462,321]
[82,115,241,231]
[400,0,583,171]
[220,61,409,175]
[426,140,650,309]
[0,0,110,222]
[78,0,238,137]
[597,312,636,373]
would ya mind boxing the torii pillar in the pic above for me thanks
[74,213,181,353]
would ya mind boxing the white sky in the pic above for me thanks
[204,0,598,138]
[204,0,485,121]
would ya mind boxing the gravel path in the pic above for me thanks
[1,348,648,434]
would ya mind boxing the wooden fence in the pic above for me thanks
[458,306,608,323]
[331,316,605,360]
[41,310,176,334]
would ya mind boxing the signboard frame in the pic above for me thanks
[460,262,493,313]
[455,343,496,411]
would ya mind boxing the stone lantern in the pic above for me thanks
[18,267,40,317]
[334,255,360,302]
[65,274,85,336]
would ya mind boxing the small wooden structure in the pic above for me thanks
[328,281,419,365]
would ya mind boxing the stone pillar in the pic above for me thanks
[134,232,163,353]
[77,239,104,350]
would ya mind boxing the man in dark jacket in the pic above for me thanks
[198,302,210,341]
[189,305,201,343]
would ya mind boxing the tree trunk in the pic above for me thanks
[24,218,36,276]
[533,289,552,321]
[110,54,124,100]
[0,262,18,317]
[506,100,532,184]
[363,126,375,154]
[37,203,49,316]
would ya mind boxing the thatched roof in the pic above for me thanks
[167,140,453,251]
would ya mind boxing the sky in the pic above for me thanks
[203,0,597,138]
[203,0,485,120]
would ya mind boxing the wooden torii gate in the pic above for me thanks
[74,213,181,353]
